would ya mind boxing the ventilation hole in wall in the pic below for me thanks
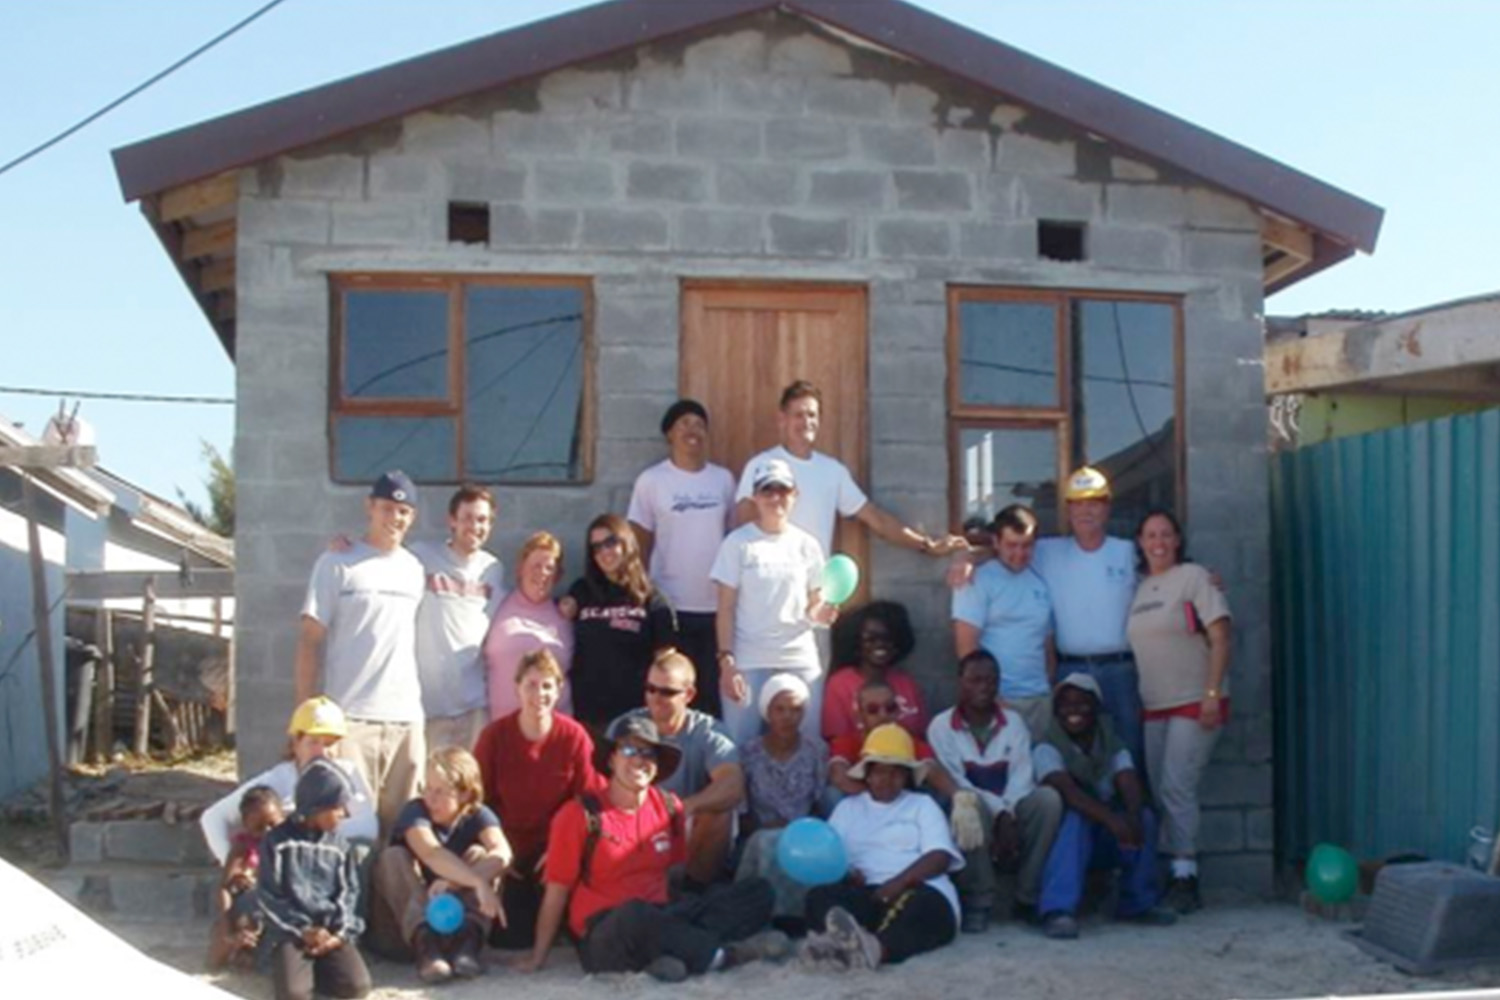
[1038,220,1086,262]
[448,202,490,244]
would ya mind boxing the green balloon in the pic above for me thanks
[820,554,861,606]
[1305,843,1359,904]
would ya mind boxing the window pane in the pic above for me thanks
[463,285,586,481]
[334,415,457,482]
[343,290,450,400]
[958,426,1059,533]
[958,300,1058,408]
[1072,300,1176,533]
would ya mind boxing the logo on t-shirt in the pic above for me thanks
[670,491,724,514]
[651,833,672,854]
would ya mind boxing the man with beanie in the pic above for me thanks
[627,399,736,716]
[258,759,372,1000]
[297,470,426,834]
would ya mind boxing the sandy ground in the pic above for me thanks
[116,901,1500,1000]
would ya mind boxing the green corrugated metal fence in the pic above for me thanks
[1272,408,1500,864]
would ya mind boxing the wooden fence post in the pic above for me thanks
[132,577,157,756]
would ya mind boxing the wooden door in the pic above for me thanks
[680,282,869,584]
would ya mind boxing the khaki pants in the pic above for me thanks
[954,786,1063,909]
[1006,695,1053,745]
[425,707,487,755]
[368,846,488,961]
[1144,715,1222,857]
[344,719,424,838]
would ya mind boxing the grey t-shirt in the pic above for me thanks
[302,541,425,722]
[410,541,506,719]
[623,707,738,798]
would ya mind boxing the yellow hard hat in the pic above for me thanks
[287,696,347,738]
[847,723,919,779]
[1063,466,1112,502]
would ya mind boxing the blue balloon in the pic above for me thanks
[425,893,465,935]
[776,818,848,886]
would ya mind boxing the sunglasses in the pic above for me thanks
[589,534,624,553]
[617,743,659,762]
[645,682,686,699]
[861,701,900,716]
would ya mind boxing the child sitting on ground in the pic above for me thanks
[258,759,371,1000]
[208,784,283,970]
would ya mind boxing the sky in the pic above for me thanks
[2,1,1496,513]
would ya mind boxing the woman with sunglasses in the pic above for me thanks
[823,601,929,741]
[561,513,679,735]
[710,457,835,748]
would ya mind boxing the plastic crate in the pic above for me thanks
[1346,861,1500,974]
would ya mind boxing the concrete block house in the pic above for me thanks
[113,0,1381,890]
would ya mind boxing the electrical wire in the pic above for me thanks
[0,385,232,405]
[0,0,292,178]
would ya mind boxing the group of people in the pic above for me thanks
[199,379,1232,999]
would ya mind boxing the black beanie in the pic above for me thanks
[295,758,351,818]
[660,399,709,436]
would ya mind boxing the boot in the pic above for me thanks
[451,924,486,978]
[412,927,453,984]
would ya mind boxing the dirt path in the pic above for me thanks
[121,903,1500,1000]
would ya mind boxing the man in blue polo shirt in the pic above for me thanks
[1030,467,1145,774]
[951,504,1054,741]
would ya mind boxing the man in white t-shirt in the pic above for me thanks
[296,470,426,833]
[411,484,507,753]
[1030,467,1145,773]
[734,380,965,560]
[627,399,736,718]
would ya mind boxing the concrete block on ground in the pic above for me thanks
[716,162,801,207]
[893,170,972,212]
[874,219,952,258]
[580,207,669,249]
[768,213,850,257]
[858,125,937,166]
[102,820,206,865]
[627,162,709,203]
[69,822,104,864]
[766,118,849,161]
[107,869,216,922]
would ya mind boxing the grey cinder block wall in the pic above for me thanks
[232,13,1270,890]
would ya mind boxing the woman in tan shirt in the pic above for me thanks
[1126,510,1231,914]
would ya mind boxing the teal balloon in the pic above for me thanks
[777,818,848,886]
[1305,843,1359,904]
[425,893,465,935]
[820,554,861,606]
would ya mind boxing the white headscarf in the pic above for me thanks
[757,673,811,723]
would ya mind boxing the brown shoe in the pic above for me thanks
[413,927,454,984]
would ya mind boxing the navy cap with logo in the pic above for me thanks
[370,470,417,507]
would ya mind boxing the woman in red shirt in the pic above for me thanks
[472,649,596,948]
[822,601,930,741]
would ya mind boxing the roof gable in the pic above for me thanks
[113,0,1381,254]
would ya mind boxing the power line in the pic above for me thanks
[0,0,292,178]
[0,386,232,405]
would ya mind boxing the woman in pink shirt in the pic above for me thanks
[822,601,929,741]
[483,531,574,719]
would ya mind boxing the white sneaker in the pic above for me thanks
[824,906,882,970]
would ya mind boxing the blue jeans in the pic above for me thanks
[1039,807,1162,918]
[1063,657,1146,783]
